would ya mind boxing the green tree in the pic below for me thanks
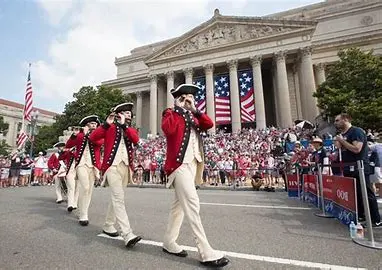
[33,125,58,154]
[0,116,10,156]
[314,48,382,130]
[34,85,133,153]
[0,140,11,156]
[0,116,9,135]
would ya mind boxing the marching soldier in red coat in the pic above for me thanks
[161,84,229,268]
[59,147,79,212]
[66,115,103,226]
[89,103,142,248]
[48,142,66,204]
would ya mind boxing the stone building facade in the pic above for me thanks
[102,0,382,137]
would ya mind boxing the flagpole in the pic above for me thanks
[19,63,31,151]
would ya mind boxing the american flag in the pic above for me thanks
[238,70,255,123]
[214,74,231,125]
[17,66,33,149]
[17,132,28,149]
[24,68,33,122]
[193,77,206,113]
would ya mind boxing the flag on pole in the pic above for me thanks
[238,70,255,123]
[24,67,33,122]
[214,74,231,125]
[193,76,206,113]
[17,64,33,149]
[17,132,28,149]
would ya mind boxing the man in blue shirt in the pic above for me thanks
[334,113,381,227]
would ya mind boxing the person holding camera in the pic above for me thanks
[161,84,229,268]
[89,103,142,248]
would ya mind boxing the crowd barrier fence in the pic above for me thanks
[286,161,381,250]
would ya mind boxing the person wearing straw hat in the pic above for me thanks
[59,146,79,212]
[48,142,66,203]
[89,103,142,248]
[161,84,229,268]
[66,115,103,226]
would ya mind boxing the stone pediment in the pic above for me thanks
[145,12,316,63]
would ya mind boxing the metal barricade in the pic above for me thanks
[352,160,382,250]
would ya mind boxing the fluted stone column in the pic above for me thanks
[298,47,318,122]
[250,55,266,130]
[184,68,193,85]
[314,63,326,86]
[274,51,293,128]
[204,64,215,133]
[135,91,143,129]
[149,74,158,135]
[6,120,16,148]
[166,71,174,108]
[227,59,241,133]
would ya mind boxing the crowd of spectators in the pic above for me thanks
[1,126,380,200]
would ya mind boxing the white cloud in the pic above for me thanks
[37,0,75,26]
[33,0,321,112]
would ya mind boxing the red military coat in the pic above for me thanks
[89,122,139,173]
[48,153,60,175]
[65,131,103,170]
[59,150,75,175]
[161,106,213,176]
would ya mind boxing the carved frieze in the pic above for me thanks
[160,23,294,58]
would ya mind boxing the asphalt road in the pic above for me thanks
[0,186,381,270]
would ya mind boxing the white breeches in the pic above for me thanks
[163,159,223,262]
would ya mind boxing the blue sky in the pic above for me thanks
[0,0,321,114]
[0,1,50,106]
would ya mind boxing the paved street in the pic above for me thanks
[0,186,381,270]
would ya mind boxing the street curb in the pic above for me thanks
[126,184,286,192]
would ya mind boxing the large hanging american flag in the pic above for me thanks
[17,66,33,149]
[238,70,255,123]
[193,76,206,113]
[214,74,231,125]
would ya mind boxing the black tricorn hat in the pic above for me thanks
[53,142,65,148]
[79,115,100,126]
[170,84,199,99]
[112,102,134,113]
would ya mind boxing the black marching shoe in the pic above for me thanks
[102,230,119,237]
[56,200,63,204]
[162,248,188,257]
[125,236,142,248]
[373,221,382,228]
[200,257,230,268]
[67,206,74,212]
[79,220,89,226]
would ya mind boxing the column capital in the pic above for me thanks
[299,46,313,57]
[203,64,214,74]
[227,59,238,71]
[165,71,174,80]
[250,55,262,67]
[149,74,157,82]
[136,91,143,98]
[314,62,326,72]
[183,67,193,77]
[274,50,288,63]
